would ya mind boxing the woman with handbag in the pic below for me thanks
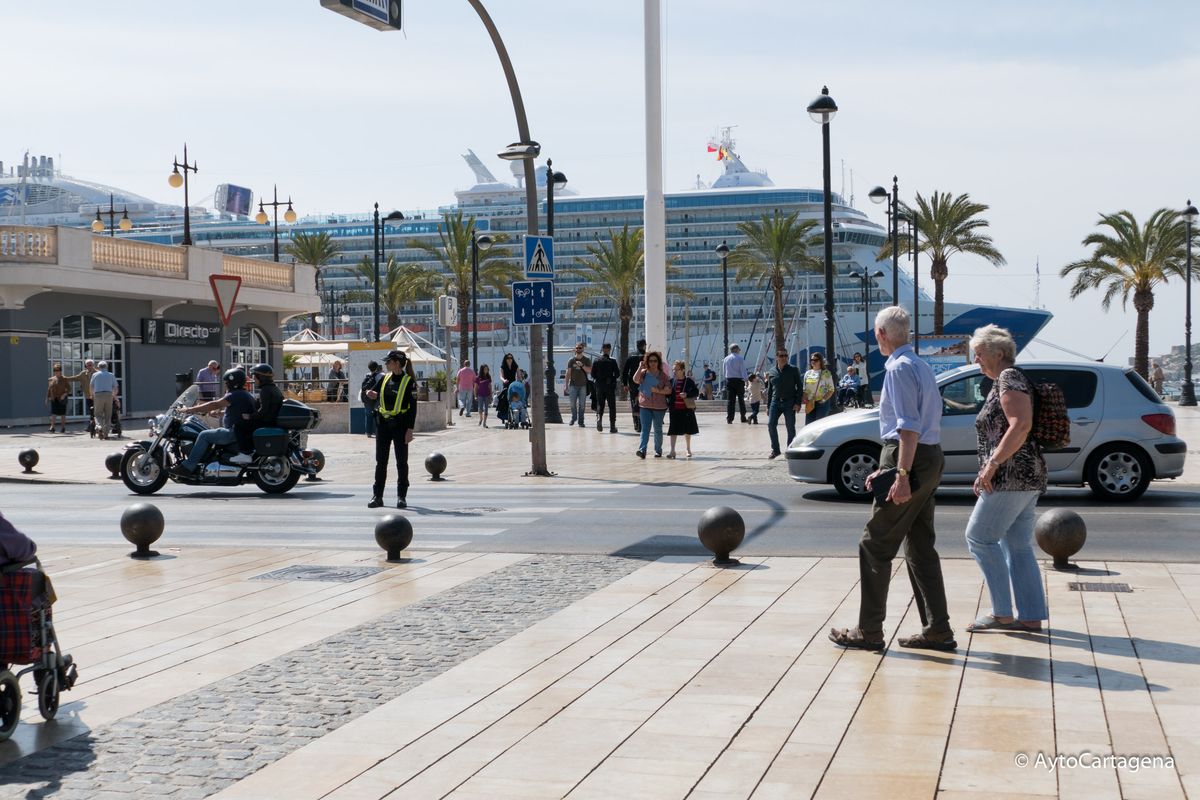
[803,352,836,423]
[666,359,700,459]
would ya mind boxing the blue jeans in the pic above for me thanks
[965,489,1047,621]
[638,407,666,455]
[458,389,473,415]
[184,427,237,470]
[767,402,796,454]
[567,385,587,424]
[806,398,831,425]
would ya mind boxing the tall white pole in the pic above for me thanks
[643,0,667,354]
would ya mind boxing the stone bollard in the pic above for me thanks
[105,452,123,479]
[121,502,164,559]
[374,514,413,563]
[425,452,447,482]
[18,449,39,473]
[698,506,745,567]
[1035,508,1086,571]
[305,448,325,482]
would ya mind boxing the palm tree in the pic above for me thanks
[901,191,1005,334]
[560,225,692,371]
[409,210,517,365]
[350,255,441,333]
[1060,209,1193,378]
[727,211,823,350]
[285,231,341,330]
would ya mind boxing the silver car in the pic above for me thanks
[786,361,1187,501]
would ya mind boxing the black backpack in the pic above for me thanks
[360,373,377,405]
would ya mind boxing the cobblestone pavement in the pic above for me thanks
[0,555,645,800]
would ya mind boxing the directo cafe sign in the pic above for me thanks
[141,319,221,347]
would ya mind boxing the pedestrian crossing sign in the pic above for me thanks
[524,235,554,278]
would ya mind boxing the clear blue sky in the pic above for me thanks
[3,0,1199,365]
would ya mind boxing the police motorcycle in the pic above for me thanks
[119,370,322,496]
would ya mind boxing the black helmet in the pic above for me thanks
[223,368,247,390]
[250,363,274,380]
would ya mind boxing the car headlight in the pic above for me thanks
[792,426,822,448]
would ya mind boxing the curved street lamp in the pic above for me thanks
[807,86,839,377]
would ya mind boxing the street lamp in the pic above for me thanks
[807,85,839,379]
[255,185,297,262]
[91,193,132,236]
[373,204,406,341]
[848,269,885,401]
[544,159,568,424]
[314,314,326,339]
[470,231,494,368]
[715,241,730,357]
[869,176,901,302]
[168,144,198,246]
[898,212,922,352]
[1182,200,1198,406]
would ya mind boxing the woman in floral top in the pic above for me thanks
[803,353,835,423]
[964,324,1048,633]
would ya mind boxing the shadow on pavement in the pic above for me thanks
[0,731,96,799]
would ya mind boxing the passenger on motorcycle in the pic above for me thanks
[172,369,255,476]
[242,363,283,433]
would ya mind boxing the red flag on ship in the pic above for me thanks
[717,146,729,161]
[706,142,718,153]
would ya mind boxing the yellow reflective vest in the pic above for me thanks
[377,373,413,419]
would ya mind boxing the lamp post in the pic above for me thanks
[470,231,494,369]
[868,176,901,302]
[1182,200,1198,406]
[255,185,297,262]
[715,241,730,357]
[91,193,132,237]
[848,269,885,398]
[898,213,922,352]
[544,158,568,424]
[168,144,198,246]
[808,86,839,380]
[372,205,405,341]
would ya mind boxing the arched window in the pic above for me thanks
[47,314,125,418]
[229,325,269,368]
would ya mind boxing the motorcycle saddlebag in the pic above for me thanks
[252,428,288,456]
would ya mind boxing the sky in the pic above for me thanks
[3,0,1199,366]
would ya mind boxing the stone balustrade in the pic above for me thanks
[222,253,295,291]
[0,226,57,262]
[92,236,187,277]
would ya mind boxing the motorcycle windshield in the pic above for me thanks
[171,385,201,410]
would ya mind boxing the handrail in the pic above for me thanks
[221,254,294,291]
[92,237,185,277]
[0,226,57,262]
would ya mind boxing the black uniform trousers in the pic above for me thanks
[372,417,410,500]
[595,385,618,428]
[857,441,950,637]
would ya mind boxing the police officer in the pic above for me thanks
[365,350,418,509]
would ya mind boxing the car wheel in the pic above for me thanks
[830,442,880,501]
[1085,443,1152,502]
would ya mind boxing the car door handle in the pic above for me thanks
[1074,417,1096,425]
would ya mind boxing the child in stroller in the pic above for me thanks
[505,388,529,429]
[0,513,78,741]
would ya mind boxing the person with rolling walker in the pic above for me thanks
[365,350,418,509]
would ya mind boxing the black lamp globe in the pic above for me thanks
[806,87,838,124]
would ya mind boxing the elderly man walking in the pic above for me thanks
[196,360,221,401]
[90,361,119,441]
[830,306,957,652]
[723,343,749,423]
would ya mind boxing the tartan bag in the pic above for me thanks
[0,570,35,664]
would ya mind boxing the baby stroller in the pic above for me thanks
[0,559,78,741]
[505,392,529,429]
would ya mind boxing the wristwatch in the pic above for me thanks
[896,467,909,478]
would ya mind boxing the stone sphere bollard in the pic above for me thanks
[1035,508,1086,571]
[18,449,39,473]
[305,448,325,482]
[121,502,164,559]
[425,452,447,482]
[698,506,745,567]
[374,514,413,562]
[105,452,123,478]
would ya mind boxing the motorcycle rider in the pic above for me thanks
[172,368,255,477]
[242,363,283,430]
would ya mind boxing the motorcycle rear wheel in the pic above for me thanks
[253,456,301,494]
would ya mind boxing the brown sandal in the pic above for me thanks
[828,627,885,651]
[898,632,958,652]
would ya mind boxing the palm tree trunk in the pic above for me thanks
[772,272,786,353]
[618,304,632,399]
[931,258,949,335]
[1133,288,1154,379]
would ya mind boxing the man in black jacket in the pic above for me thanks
[591,342,620,433]
[621,338,646,433]
[765,350,803,459]
[239,363,284,457]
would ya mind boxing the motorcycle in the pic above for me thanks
[119,384,322,495]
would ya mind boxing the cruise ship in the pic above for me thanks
[2,141,1052,387]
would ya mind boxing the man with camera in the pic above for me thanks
[564,343,592,428]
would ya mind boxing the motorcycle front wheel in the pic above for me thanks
[120,447,168,495]
[253,456,301,494]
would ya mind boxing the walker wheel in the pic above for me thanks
[37,670,59,720]
[0,671,21,740]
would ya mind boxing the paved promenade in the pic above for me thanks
[0,405,1195,798]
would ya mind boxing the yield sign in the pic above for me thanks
[209,275,242,326]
